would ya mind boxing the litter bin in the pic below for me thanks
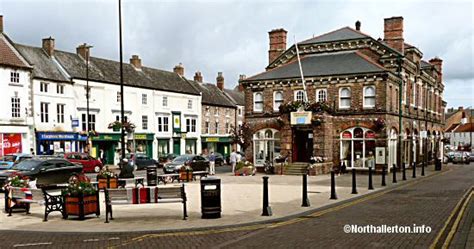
[201,177,221,219]
[146,166,157,186]
[435,159,442,171]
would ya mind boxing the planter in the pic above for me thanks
[179,171,193,181]
[112,127,120,132]
[235,166,256,176]
[98,178,118,189]
[65,192,100,220]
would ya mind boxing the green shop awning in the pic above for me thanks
[92,133,121,141]
[202,136,233,143]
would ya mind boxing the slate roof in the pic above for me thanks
[299,27,369,45]
[224,88,245,106]
[0,34,30,69]
[189,81,236,108]
[249,51,386,81]
[15,44,69,82]
[54,50,200,95]
[420,60,432,69]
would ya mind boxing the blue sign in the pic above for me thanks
[37,132,77,141]
[71,118,79,127]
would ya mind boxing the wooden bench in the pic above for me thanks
[104,184,187,223]
[192,171,209,180]
[157,174,179,184]
[117,177,145,188]
[6,187,66,221]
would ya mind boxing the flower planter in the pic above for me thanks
[65,192,100,220]
[98,178,118,189]
[179,171,193,181]
[235,166,256,176]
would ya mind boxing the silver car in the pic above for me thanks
[452,152,470,164]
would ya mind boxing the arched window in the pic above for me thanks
[253,92,263,112]
[339,87,351,109]
[273,91,283,111]
[340,127,376,168]
[253,128,281,165]
[317,89,327,102]
[363,86,376,108]
[295,90,305,102]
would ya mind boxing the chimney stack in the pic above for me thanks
[130,55,142,70]
[268,28,287,64]
[76,43,92,61]
[173,63,184,77]
[42,37,55,57]
[238,74,246,92]
[383,16,404,54]
[194,71,203,83]
[429,57,443,83]
[216,72,224,91]
[355,20,361,31]
[0,15,4,33]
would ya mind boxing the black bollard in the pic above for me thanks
[351,168,358,194]
[392,164,397,183]
[402,162,407,180]
[330,170,337,200]
[421,161,425,176]
[368,167,374,190]
[262,176,272,216]
[412,162,416,178]
[302,174,310,207]
[381,165,386,186]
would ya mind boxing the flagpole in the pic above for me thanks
[294,36,308,103]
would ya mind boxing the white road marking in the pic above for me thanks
[13,242,53,247]
[108,237,120,240]
[83,239,100,242]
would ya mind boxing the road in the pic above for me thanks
[1,164,472,249]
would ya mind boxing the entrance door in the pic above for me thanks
[293,130,313,162]
[173,139,181,155]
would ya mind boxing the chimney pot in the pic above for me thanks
[0,15,4,33]
[216,72,224,91]
[194,71,203,83]
[383,16,404,54]
[42,37,55,57]
[173,63,184,77]
[429,57,443,83]
[268,28,288,65]
[355,20,361,31]
[76,43,92,61]
[130,54,142,70]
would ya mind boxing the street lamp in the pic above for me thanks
[397,56,404,172]
[85,44,93,156]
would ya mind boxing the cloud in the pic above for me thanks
[1,0,472,106]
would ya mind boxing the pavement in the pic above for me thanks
[1,164,444,233]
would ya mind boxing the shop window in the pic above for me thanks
[339,87,351,109]
[253,92,263,112]
[253,128,281,166]
[317,89,327,102]
[274,91,283,111]
[340,127,376,168]
[363,86,376,108]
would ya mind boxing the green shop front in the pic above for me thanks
[91,133,154,165]
[202,136,232,157]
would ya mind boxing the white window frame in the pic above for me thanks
[157,115,170,133]
[316,89,327,103]
[253,92,263,112]
[142,94,147,105]
[40,82,48,93]
[162,96,168,107]
[57,103,65,123]
[116,91,121,103]
[339,87,351,109]
[11,97,21,118]
[40,102,49,123]
[273,91,283,111]
[185,118,197,133]
[363,86,376,108]
[142,115,148,130]
[10,71,20,83]
[187,99,193,110]
[294,90,305,102]
[56,84,64,94]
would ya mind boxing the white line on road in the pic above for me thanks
[83,239,100,242]
[13,242,53,247]
[108,237,120,240]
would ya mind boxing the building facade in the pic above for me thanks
[241,17,446,171]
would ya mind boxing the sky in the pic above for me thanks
[1,0,473,108]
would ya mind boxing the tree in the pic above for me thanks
[230,122,252,152]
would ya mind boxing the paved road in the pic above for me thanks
[1,164,472,249]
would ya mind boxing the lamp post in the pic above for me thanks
[118,0,129,177]
[397,56,404,173]
[85,45,93,155]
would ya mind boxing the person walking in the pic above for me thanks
[230,149,238,174]
[209,151,216,175]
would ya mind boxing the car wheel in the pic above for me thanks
[94,166,101,173]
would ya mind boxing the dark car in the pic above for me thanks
[163,155,209,173]
[0,153,33,170]
[133,153,158,170]
[0,158,83,189]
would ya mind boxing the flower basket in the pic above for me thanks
[373,117,386,131]
[235,166,256,176]
[179,166,193,181]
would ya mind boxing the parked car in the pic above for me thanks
[0,158,83,189]
[446,151,455,163]
[163,154,209,173]
[204,152,226,166]
[129,153,158,170]
[63,152,103,173]
[452,151,470,164]
[0,153,33,170]
[158,153,178,164]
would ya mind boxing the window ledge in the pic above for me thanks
[8,83,23,87]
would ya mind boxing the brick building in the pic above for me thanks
[240,17,446,172]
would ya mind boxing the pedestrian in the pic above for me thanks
[236,151,242,162]
[230,149,238,173]
[209,151,216,175]
[100,149,106,165]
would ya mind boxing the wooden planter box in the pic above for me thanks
[179,171,193,181]
[98,178,118,189]
[65,192,100,220]
[235,167,256,176]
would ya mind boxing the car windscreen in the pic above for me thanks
[1,155,16,162]
[12,160,41,171]
[173,155,191,163]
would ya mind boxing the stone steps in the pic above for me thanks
[283,162,309,175]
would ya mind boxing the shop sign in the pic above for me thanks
[173,112,181,132]
[206,137,220,142]
[365,131,375,139]
[376,147,386,164]
[71,118,79,128]
[134,134,147,140]
[290,111,312,125]
[2,133,22,155]
[39,132,76,141]
[92,134,121,141]
[342,131,352,139]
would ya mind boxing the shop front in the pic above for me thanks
[340,127,376,168]
[157,138,170,159]
[0,133,23,156]
[91,133,121,165]
[36,132,85,155]
[252,129,281,166]
[133,133,154,158]
[201,136,232,157]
